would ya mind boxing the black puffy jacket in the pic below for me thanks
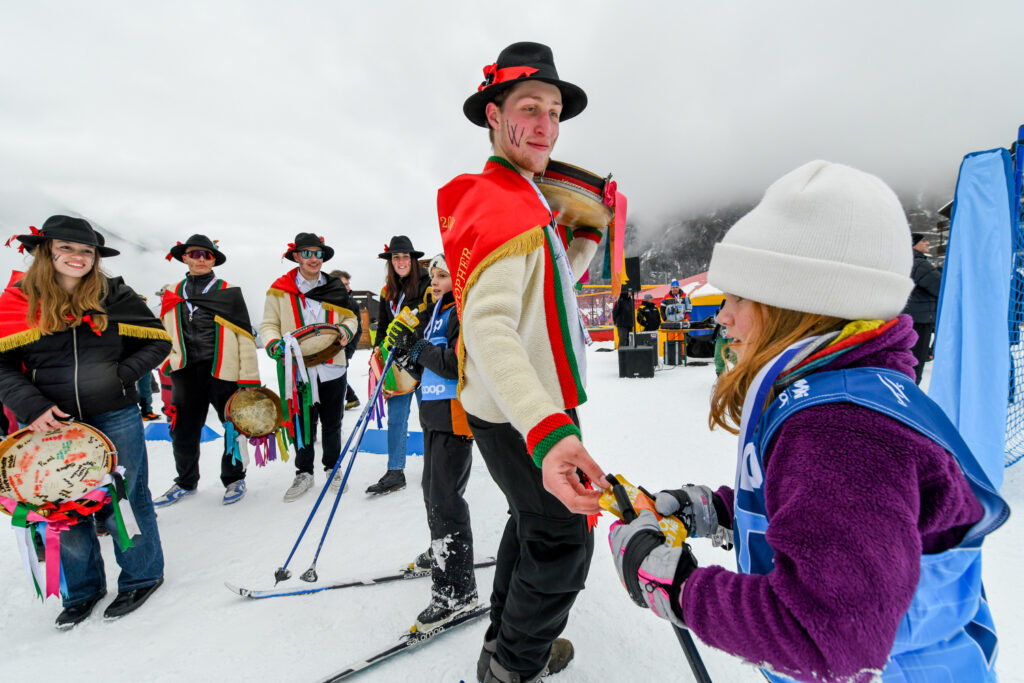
[0,277,172,424]
[902,251,942,324]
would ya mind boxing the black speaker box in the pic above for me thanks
[624,256,642,293]
[664,339,683,366]
[618,347,655,378]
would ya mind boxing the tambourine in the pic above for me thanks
[370,347,419,399]
[535,160,614,230]
[292,323,345,367]
[225,386,283,438]
[0,422,117,508]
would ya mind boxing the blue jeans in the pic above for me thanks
[59,405,165,606]
[386,388,421,470]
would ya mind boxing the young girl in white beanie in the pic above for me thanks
[386,253,479,631]
[608,161,1007,682]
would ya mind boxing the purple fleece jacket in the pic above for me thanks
[680,315,983,682]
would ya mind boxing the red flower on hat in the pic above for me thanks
[383,243,390,253]
[165,241,182,261]
[478,62,497,91]
[282,242,297,259]
[5,226,41,254]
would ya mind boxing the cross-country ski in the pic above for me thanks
[316,605,490,682]
[225,557,497,600]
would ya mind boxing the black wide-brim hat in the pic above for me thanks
[13,215,119,257]
[378,235,424,260]
[168,234,227,266]
[463,42,587,128]
[285,232,334,262]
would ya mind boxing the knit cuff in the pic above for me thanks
[237,379,261,387]
[573,226,604,244]
[527,413,582,468]
[409,338,431,362]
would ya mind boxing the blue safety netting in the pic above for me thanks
[1004,126,1024,468]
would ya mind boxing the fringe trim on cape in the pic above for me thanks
[214,315,254,340]
[0,328,41,352]
[455,225,546,394]
[117,323,172,342]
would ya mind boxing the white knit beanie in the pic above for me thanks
[708,160,913,320]
[428,252,448,275]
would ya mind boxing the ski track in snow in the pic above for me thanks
[2,349,1022,682]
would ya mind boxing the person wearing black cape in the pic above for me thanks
[260,233,359,502]
[0,215,170,628]
[153,235,261,507]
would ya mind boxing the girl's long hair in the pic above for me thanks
[21,240,108,334]
[708,302,846,434]
[383,256,424,304]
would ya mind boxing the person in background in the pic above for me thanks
[637,293,662,332]
[366,235,430,496]
[387,253,479,631]
[331,269,363,410]
[902,232,942,385]
[154,235,260,507]
[611,290,634,347]
[0,216,169,629]
[136,370,159,420]
[712,301,735,376]
[607,161,1005,682]
[659,278,692,323]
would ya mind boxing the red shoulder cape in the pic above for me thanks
[437,157,551,320]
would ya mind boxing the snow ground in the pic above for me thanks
[2,345,1021,682]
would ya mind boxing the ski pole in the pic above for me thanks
[608,475,712,683]
[299,379,379,582]
[274,295,406,584]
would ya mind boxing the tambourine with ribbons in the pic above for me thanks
[273,323,349,453]
[224,386,288,468]
[0,422,141,599]
[534,160,615,230]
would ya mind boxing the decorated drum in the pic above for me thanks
[292,323,345,367]
[0,422,117,508]
[225,386,283,438]
[370,347,419,399]
[535,160,615,230]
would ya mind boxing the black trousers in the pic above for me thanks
[345,382,358,403]
[468,412,594,678]
[911,322,934,385]
[295,374,346,474]
[422,428,476,602]
[616,326,632,347]
[170,361,242,490]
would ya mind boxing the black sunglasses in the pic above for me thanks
[187,250,213,260]
[299,249,324,259]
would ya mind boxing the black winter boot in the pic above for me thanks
[55,592,106,630]
[365,469,406,495]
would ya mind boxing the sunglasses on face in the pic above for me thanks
[187,250,213,261]
[299,249,323,259]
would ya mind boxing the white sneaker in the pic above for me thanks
[328,470,349,494]
[283,473,314,502]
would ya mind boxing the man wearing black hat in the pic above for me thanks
[154,235,260,507]
[437,42,607,683]
[903,233,943,384]
[261,234,358,502]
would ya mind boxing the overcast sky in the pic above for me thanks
[1,1,1021,301]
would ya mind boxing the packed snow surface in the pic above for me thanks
[2,346,1022,682]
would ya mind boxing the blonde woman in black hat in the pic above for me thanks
[153,235,260,507]
[0,216,170,629]
[365,235,431,495]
